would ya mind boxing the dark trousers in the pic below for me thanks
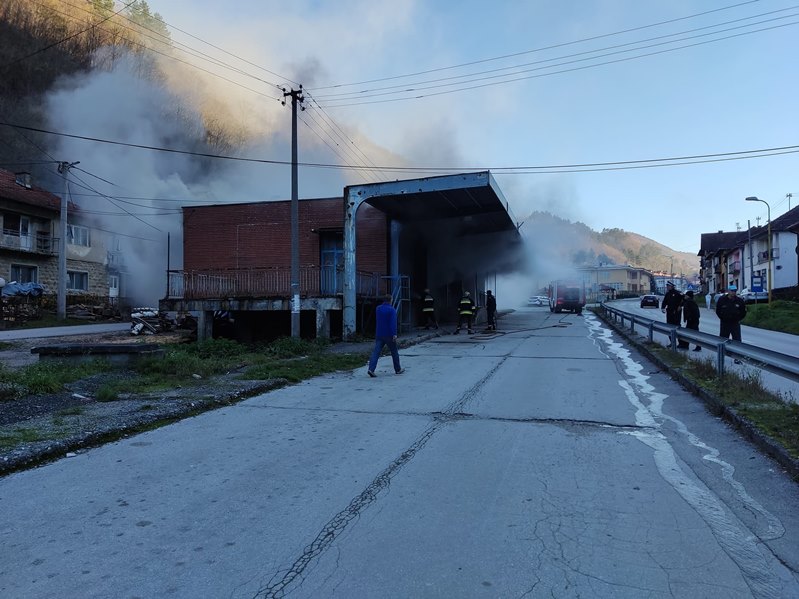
[667,310,689,347]
[423,311,437,329]
[368,337,401,373]
[456,314,473,331]
[719,320,742,341]
[487,309,496,330]
[685,321,700,349]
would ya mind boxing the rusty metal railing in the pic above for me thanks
[167,268,386,300]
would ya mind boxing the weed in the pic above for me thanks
[56,406,84,416]
[0,359,113,395]
[244,353,366,383]
[744,301,799,335]
[0,428,46,449]
[96,385,119,402]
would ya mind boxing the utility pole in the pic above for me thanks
[57,160,79,320]
[282,86,305,338]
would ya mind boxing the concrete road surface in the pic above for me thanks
[1,309,798,598]
[0,322,130,341]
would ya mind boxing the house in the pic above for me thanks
[161,171,524,341]
[578,264,655,299]
[0,168,125,306]
[699,205,799,298]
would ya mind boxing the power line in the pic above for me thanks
[1,1,135,69]
[313,7,799,101]
[29,0,284,103]
[51,0,287,93]
[309,0,761,90]
[67,171,163,232]
[318,19,799,107]
[2,119,796,174]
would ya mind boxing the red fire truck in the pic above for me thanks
[548,280,586,315]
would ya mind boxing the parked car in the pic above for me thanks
[738,288,769,303]
[640,294,659,308]
[527,295,548,306]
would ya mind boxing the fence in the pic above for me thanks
[167,268,386,300]
[599,302,799,382]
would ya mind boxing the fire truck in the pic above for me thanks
[548,280,586,315]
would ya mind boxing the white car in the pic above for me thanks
[738,288,769,303]
[527,295,548,306]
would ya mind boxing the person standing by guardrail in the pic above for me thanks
[661,281,689,349]
[682,290,701,351]
[715,285,747,358]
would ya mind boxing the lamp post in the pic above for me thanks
[667,255,673,291]
[745,196,772,304]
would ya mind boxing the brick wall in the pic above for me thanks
[182,199,387,274]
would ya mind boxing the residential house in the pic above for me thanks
[578,264,655,299]
[0,168,123,305]
[699,205,799,298]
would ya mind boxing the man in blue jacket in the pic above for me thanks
[367,294,404,377]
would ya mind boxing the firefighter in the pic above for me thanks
[422,288,438,330]
[485,290,497,331]
[454,291,475,335]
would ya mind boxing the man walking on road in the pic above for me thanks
[367,294,404,377]
[716,284,747,342]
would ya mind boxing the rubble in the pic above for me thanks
[130,307,174,335]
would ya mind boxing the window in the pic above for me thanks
[3,213,20,235]
[10,264,37,283]
[67,271,89,291]
[67,224,90,247]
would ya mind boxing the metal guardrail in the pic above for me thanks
[599,302,799,382]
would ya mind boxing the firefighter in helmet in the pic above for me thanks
[454,291,475,335]
[422,288,438,330]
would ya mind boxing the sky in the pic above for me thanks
[39,0,798,301]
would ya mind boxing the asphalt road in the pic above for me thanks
[1,308,798,598]
[0,322,130,341]
[615,298,799,401]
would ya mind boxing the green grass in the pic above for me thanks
[0,428,48,449]
[647,343,799,460]
[743,300,799,335]
[0,359,113,396]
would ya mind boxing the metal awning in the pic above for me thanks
[345,171,520,236]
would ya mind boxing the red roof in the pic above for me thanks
[0,168,62,212]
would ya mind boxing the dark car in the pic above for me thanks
[640,294,659,308]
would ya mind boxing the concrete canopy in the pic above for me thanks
[343,171,523,338]
[345,171,520,235]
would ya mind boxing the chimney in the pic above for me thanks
[14,172,32,189]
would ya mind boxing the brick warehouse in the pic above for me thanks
[160,171,524,341]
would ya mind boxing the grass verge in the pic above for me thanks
[648,344,799,461]
[743,300,799,335]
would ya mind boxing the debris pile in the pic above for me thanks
[130,307,173,335]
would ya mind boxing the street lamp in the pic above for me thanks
[745,196,772,304]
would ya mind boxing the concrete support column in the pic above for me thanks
[197,310,213,342]
[343,189,365,339]
[315,307,331,339]
[390,220,401,297]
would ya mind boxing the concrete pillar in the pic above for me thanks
[197,310,213,341]
[343,189,365,339]
[315,306,331,339]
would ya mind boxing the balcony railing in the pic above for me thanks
[167,267,386,300]
[0,231,57,254]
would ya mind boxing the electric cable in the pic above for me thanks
[309,0,762,90]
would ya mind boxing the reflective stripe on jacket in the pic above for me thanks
[459,297,474,315]
[423,295,435,312]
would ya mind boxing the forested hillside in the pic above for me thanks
[0,0,242,182]
[524,211,699,276]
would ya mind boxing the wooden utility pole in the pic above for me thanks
[57,161,79,320]
[283,86,305,338]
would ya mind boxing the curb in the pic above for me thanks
[596,310,799,482]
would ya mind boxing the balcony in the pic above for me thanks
[0,230,56,255]
[728,261,741,274]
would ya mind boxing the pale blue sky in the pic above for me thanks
[146,0,797,254]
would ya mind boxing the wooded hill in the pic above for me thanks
[523,211,699,276]
[0,0,239,180]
